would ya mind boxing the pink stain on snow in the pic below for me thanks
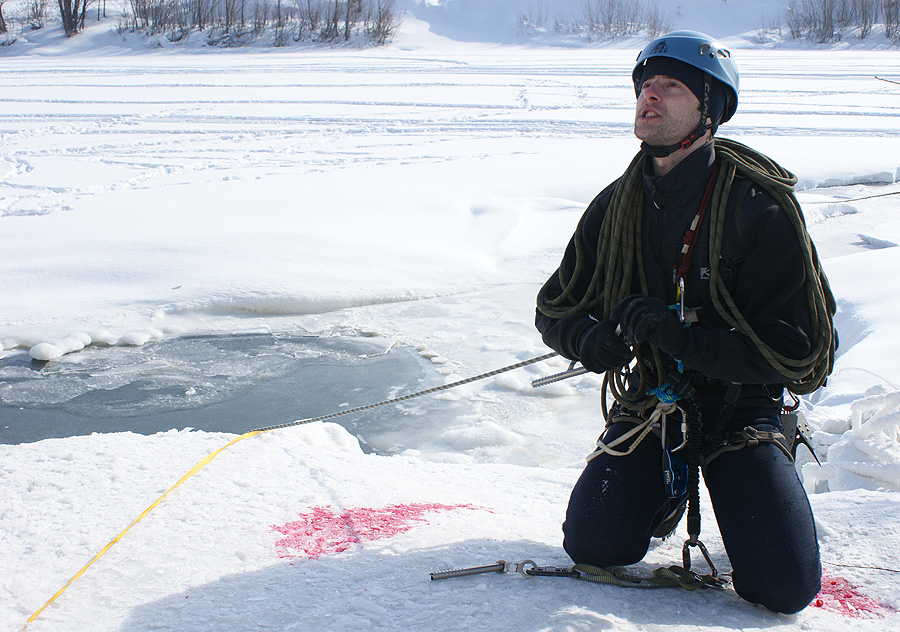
[810,571,893,618]
[271,503,481,559]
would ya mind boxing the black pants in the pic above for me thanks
[562,407,821,614]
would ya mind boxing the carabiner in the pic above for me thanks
[682,538,718,578]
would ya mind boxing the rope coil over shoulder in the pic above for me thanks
[536,138,837,409]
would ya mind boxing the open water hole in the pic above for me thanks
[0,332,454,452]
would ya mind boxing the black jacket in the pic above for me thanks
[535,142,813,409]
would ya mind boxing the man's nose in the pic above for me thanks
[641,80,662,100]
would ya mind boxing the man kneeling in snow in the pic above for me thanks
[536,30,836,614]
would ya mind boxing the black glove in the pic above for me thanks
[578,319,633,373]
[611,295,685,356]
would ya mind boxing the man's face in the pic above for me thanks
[634,74,702,146]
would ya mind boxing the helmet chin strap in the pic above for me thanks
[642,74,713,159]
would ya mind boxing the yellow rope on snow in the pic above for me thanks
[22,352,558,628]
[23,430,261,628]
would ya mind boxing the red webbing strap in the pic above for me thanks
[674,163,720,285]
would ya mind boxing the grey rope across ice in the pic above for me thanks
[24,350,561,628]
[251,351,560,433]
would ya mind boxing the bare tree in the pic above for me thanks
[644,1,670,37]
[252,0,269,34]
[601,0,618,34]
[223,0,237,32]
[820,0,835,41]
[187,0,212,30]
[886,0,900,40]
[301,0,322,32]
[344,0,362,40]
[0,0,8,35]
[118,0,401,46]
[320,0,340,40]
[273,0,287,44]
[784,0,834,42]
[580,0,668,38]
[365,0,399,44]
[782,0,899,43]
[855,0,879,38]
[57,0,88,35]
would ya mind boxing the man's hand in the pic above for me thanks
[578,319,633,373]
[611,295,685,356]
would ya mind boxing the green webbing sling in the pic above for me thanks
[573,563,726,591]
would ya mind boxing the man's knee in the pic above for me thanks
[561,426,668,567]
[734,560,821,614]
[706,438,821,614]
[562,517,648,567]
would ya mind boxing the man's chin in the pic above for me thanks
[634,125,685,148]
[635,132,671,146]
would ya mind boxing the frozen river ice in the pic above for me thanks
[0,333,440,448]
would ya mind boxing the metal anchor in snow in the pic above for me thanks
[531,361,588,388]
[430,559,580,581]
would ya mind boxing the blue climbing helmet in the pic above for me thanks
[633,30,740,124]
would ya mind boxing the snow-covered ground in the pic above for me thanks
[2,1,900,630]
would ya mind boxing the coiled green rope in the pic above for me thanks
[711,139,836,394]
[536,138,835,407]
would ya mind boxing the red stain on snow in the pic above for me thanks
[811,571,893,617]
[271,503,481,559]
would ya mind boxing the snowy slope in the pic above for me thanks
[2,2,900,631]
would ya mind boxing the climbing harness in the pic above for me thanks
[23,350,560,629]
[584,400,684,461]
[573,360,722,580]
[694,388,818,468]
[659,372,719,579]
[701,425,793,467]
[430,558,727,591]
